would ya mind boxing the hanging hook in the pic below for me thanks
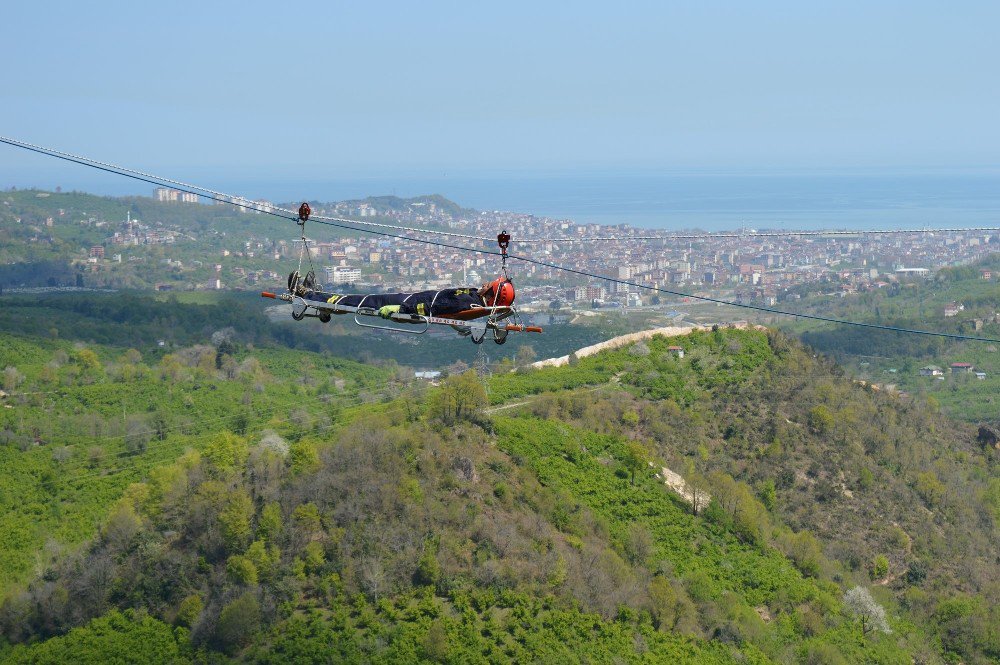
[497,229,511,278]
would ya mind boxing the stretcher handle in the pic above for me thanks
[262,291,292,302]
[354,309,430,334]
[505,324,543,333]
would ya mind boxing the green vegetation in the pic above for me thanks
[494,417,820,605]
[0,329,396,595]
[780,254,1000,422]
[0,290,613,370]
[1,310,997,662]
[489,327,771,404]
[1,610,188,664]
[1,189,481,293]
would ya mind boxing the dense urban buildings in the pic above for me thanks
[79,189,998,307]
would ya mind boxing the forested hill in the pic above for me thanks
[0,189,471,291]
[779,254,1000,422]
[1,328,997,663]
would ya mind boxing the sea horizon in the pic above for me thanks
[6,168,1000,233]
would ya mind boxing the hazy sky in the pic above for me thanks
[2,1,999,184]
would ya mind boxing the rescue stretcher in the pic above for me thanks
[261,291,542,344]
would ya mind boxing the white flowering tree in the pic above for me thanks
[3,366,24,391]
[843,586,891,638]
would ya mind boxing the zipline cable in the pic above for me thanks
[515,227,1000,242]
[309,218,1000,344]
[3,135,998,343]
[0,135,493,242]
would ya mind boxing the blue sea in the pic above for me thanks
[11,167,1000,232]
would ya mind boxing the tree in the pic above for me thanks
[780,529,823,577]
[427,371,487,426]
[231,409,251,436]
[684,461,709,516]
[203,432,248,475]
[622,442,647,486]
[219,490,253,551]
[2,366,24,391]
[226,555,259,585]
[292,502,323,546]
[983,478,1000,522]
[246,540,281,581]
[707,471,767,544]
[289,408,312,432]
[624,523,653,565]
[843,586,891,638]
[101,502,142,552]
[87,446,105,469]
[648,576,678,630]
[214,592,260,654]
[288,439,320,474]
[175,594,203,628]
[422,619,450,662]
[621,409,640,428]
[758,479,776,510]
[75,348,102,374]
[125,416,152,455]
[152,408,170,441]
[515,345,537,366]
[360,556,386,602]
[914,471,945,507]
[808,405,834,434]
[414,546,441,588]
[257,502,282,541]
[303,541,324,574]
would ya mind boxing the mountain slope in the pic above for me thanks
[2,328,997,663]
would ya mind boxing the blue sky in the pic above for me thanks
[2,0,999,187]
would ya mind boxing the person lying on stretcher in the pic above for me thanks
[288,271,515,320]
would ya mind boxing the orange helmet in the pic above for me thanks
[483,277,515,307]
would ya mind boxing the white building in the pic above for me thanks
[325,266,362,284]
[155,187,198,203]
[154,187,177,202]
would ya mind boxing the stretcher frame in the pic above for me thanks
[261,291,543,342]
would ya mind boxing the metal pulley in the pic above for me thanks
[497,229,510,256]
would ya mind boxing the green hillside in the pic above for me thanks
[2,327,996,662]
[0,332,398,596]
[0,189,474,292]
[779,255,1000,422]
[0,290,618,368]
